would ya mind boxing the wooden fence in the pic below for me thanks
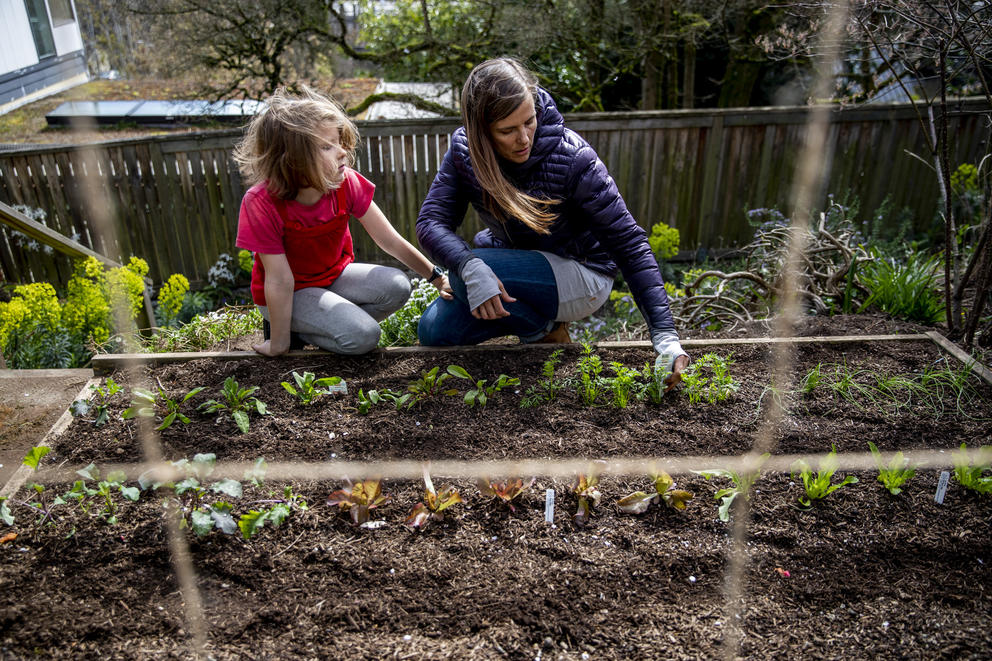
[1,98,988,289]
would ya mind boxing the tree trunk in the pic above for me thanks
[682,41,696,108]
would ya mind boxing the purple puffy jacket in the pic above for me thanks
[416,88,677,335]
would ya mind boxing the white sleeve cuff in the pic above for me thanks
[459,257,502,311]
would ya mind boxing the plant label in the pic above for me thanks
[934,471,950,505]
[544,488,555,524]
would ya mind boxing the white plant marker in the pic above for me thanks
[935,471,950,505]
[544,488,555,524]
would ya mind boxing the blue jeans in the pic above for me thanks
[418,249,558,346]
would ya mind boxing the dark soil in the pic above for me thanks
[2,317,991,660]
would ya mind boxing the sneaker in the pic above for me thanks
[536,322,571,344]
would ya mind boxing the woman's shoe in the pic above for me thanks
[536,322,571,344]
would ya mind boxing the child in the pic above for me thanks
[234,86,451,356]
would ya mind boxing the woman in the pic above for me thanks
[416,57,689,382]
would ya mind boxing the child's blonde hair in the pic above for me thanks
[234,85,359,200]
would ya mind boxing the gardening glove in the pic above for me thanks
[460,257,503,312]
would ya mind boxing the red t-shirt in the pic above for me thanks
[236,169,376,305]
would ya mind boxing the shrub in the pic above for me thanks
[379,278,439,347]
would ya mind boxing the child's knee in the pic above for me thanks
[338,323,381,355]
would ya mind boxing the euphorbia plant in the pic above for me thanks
[327,479,391,525]
[405,467,462,529]
[477,477,535,512]
[618,469,693,514]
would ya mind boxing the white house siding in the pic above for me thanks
[0,1,40,75]
[52,15,83,56]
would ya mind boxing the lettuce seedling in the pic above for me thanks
[477,476,535,513]
[327,479,391,525]
[791,445,859,507]
[123,383,205,431]
[281,371,345,406]
[447,365,520,408]
[694,453,768,521]
[618,469,693,514]
[868,442,918,495]
[405,468,462,529]
[951,443,992,494]
[199,376,267,434]
[572,462,605,526]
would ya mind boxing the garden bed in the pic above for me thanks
[2,331,991,659]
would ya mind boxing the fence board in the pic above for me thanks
[0,99,987,289]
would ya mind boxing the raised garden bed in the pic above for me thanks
[2,332,991,659]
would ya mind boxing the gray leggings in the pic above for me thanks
[259,262,411,355]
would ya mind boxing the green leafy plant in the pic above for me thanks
[405,468,463,529]
[139,453,244,537]
[446,365,519,408]
[606,361,642,409]
[571,462,606,526]
[477,477,535,513]
[520,349,566,408]
[379,278,439,347]
[122,382,205,431]
[694,453,769,521]
[951,443,992,494]
[799,363,823,395]
[5,446,52,526]
[281,371,345,406]
[642,356,672,405]
[199,376,268,434]
[867,442,917,495]
[618,469,694,514]
[407,366,456,407]
[682,353,738,404]
[858,248,945,324]
[575,343,604,406]
[327,479,391,525]
[354,387,411,414]
[791,446,859,507]
[62,463,140,524]
[238,485,309,540]
[70,377,123,426]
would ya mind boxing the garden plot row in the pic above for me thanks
[1,335,990,660]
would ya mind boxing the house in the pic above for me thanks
[0,0,88,114]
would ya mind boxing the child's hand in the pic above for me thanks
[253,339,288,357]
[434,275,454,300]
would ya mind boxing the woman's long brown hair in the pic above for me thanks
[461,58,558,235]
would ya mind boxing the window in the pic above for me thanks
[24,0,56,60]
[49,0,76,27]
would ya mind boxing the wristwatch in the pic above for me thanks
[427,265,444,283]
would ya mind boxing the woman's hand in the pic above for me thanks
[471,278,516,319]
[434,275,454,300]
[664,354,690,392]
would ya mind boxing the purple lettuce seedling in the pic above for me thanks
[572,461,606,526]
[618,470,693,514]
[477,476,535,513]
[327,479,391,525]
[405,468,462,529]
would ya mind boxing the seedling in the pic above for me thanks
[618,469,693,514]
[122,382,205,431]
[446,365,519,408]
[281,371,345,406]
[606,361,642,409]
[355,388,409,414]
[791,445,859,507]
[867,442,918,495]
[139,453,243,536]
[477,477,535,513]
[642,357,670,405]
[62,463,140,524]
[70,376,123,426]
[681,353,738,404]
[575,343,604,406]
[199,376,268,434]
[238,486,309,540]
[407,367,456,407]
[405,467,463,529]
[571,462,605,526]
[327,479,391,525]
[520,349,565,408]
[799,363,823,395]
[951,443,992,494]
[5,446,53,526]
[694,453,768,522]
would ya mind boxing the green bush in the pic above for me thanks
[858,249,945,324]
[379,278,439,347]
